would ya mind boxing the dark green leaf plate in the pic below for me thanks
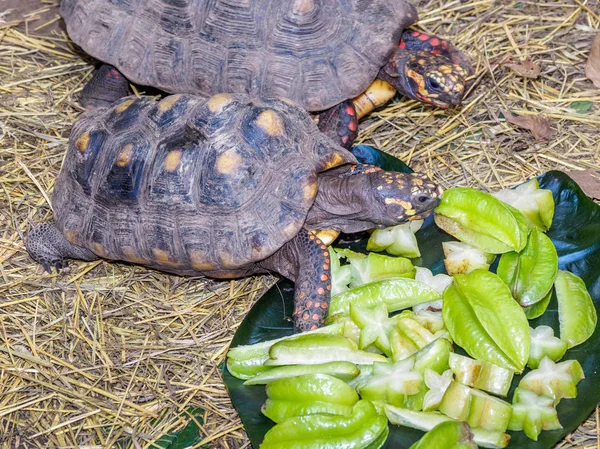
[222,145,600,448]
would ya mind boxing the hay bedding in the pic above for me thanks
[0,0,599,447]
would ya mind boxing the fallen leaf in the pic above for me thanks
[563,169,600,200]
[585,32,600,88]
[503,110,554,142]
[570,101,594,114]
[506,59,541,78]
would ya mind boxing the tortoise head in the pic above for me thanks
[381,52,470,108]
[306,165,443,233]
[368,169,443,226]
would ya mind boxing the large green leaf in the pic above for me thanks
[222,145,600,448]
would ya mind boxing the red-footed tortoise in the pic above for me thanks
[59,0,473,148]
[25,93,442,332]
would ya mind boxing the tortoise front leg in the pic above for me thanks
[259,228,332,332]
[316,100,358,149]
[80,65,131,110]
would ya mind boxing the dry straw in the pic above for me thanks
[1,0,599,447]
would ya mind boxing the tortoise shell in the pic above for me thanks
[52,93,356,277]
[59,0,417,111]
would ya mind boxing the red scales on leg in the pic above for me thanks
[316,100,359,149]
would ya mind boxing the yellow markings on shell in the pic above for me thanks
[115,99,136,113]
[189,250,215,271]
[93,242,107,257]
[122,247,148,265]
[158,94,182,112]
[385,198,413,210]
[315,229,340,246]
[207,93,233,113]
[153,248,180,267]
[303,179,318,200]
[75,132,90,153]
[65,230,77,244]
[319,152,346,170]
[215,151,242,175]
[116,144,134,167]
[256,110,285,137]
[282,222,299,239]
[293,0,314,14]
[164,149,183,172]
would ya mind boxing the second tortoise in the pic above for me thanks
[26,93,442,332]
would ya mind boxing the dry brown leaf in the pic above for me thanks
[503,110,554,142]
[506,59,541,78]
[563,169,600,200]
[585,32,600,88]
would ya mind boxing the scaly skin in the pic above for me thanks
[80,65,131,110]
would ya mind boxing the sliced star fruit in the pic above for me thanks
[334,248,415,288]
[555,269,598,348]
[413,267,453,312]
[266,334,388,366]
[408,421,477,449]
[449,353,514,397]
[350,303,396,356]
[261,400,388,449]
[434,187,529,254]
[328,278,441,318]
[508,388,562,441]
[492,178,555,231]
[527,325,567,370]
[385,407,511,448]
[226,320,345,380]
[367,219,424,258]
[518,357,584,405]
[442,270,530,372]
[442,241,496,275]
[497,227,558,307]
[356,358,422,409]
[262,373,359,423]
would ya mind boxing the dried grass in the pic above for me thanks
[1,0,599,448]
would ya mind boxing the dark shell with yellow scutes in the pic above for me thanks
[52,93,356,277]
[59,0,417,111]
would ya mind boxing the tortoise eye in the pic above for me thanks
[427,77,441,91]
[417,195,430,203]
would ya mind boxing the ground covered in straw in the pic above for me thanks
[1,0,599,448]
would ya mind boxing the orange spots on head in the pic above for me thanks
[407,69,427,97]
[430,37,440,46]
[320,244,327,250]
[418,33,430,41]
[116,144,134,167]
[255,110,285,137]
[215,151,242,175]
[323,264,329,270]
[164,149,183,172]
[75,132,90,153]
[321,302,329,308]
[320,274,329,281]
[317,288,325,295]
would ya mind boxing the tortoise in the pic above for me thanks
[59,0,473,148]
[25,93,442,332]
